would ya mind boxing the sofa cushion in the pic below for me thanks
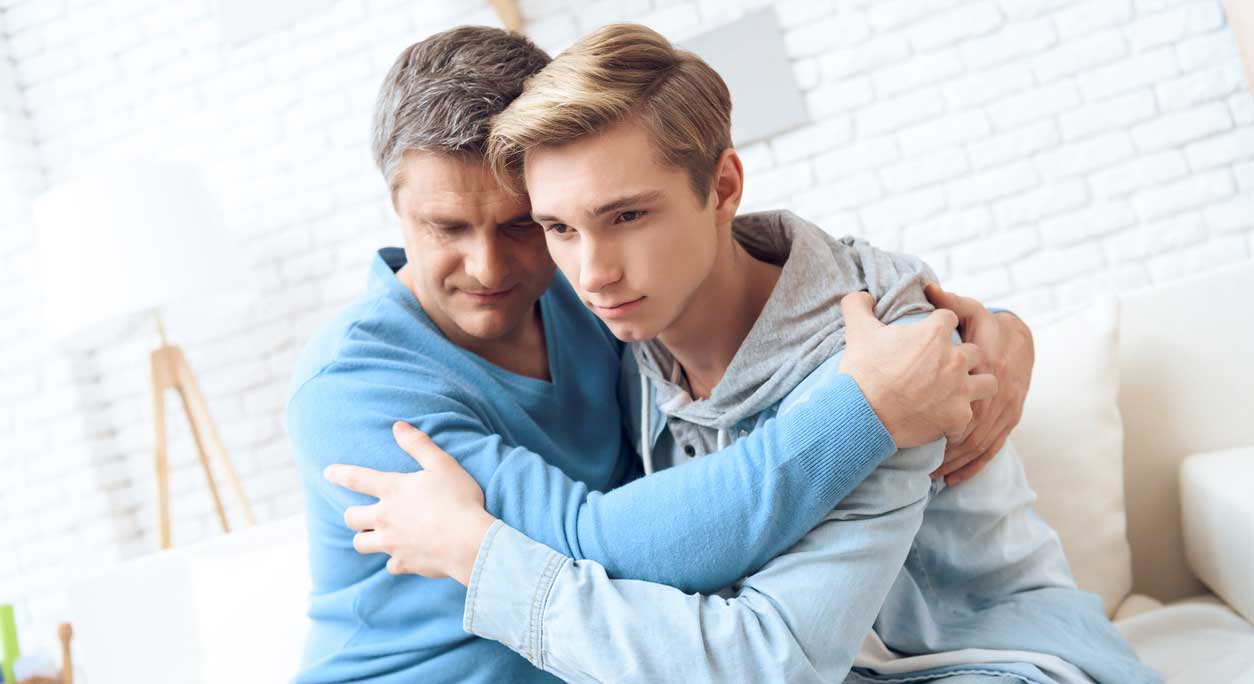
[1115,596,1254,683]
[1010,297,1132,617]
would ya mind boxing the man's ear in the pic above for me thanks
[711,148,744,225]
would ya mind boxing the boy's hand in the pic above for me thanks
[838,291,998,450]
[924,283,1034,485]
[324,422,496,586]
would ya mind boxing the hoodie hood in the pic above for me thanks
[632,209,937,432]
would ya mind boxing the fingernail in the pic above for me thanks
[323,465,339,480]
[394,421,414,434]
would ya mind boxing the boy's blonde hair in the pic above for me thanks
[487,23,732,199]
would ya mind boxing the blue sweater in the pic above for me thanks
[285,247,895,684]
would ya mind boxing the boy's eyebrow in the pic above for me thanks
[532,190,662,223]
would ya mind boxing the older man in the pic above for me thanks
[286,26,1031,684]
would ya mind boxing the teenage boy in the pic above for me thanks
[334,24,1160,684]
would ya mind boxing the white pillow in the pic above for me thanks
[1010,297,1132,616]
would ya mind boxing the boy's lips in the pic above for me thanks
[591,296,645,319]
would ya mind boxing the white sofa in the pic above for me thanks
[62,260,1254,683]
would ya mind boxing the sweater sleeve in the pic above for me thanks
[287,361,894,594]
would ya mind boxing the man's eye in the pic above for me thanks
[616,210,646,223]
[547,223,574,235]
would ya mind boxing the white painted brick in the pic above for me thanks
[1058,88,1158,141]
[736,141,774,174]
[793,58,819,91]
[1053,0,1131,39]
[1175,31,1239,73]
[987,81,1081,130]
[867,0,962,31]
[1147,234,1249,282]
[943,61,1034,110]
[1035,130,1136,181]
[958,16,1056,69]
[1104,212,1208,263]
[904,2,1003,52]
[902,206,993,252]
[1231,91,1254,125]
[813,135,901,183]
[859,186,948,231]
[1236,161,1254,190]
[899,110,991,157]
[772,0,838,28]
[1204,194,1254,233]
[742,160,814,207]
[1129,2,1224,53]
[1155,63,1245,111]
[1039,201,1138,247]
[967,119,1060,169]
[1132,170,1235,221]
[1078,47,1179,101]
[785,12,871,57]
[948,160,1040,207]
[854,89,946,137]
[1130,101,1233,151]
[795,170,882,211]
[872,49,963,98]
[993,180,1088,226]
[2,0,66,33]
[818,34,910,81]
[880,148,968,192]
[1033,28,1128,83]
[1011,242,1104,288]
[1089,149,1189,199]
[1185,127,1254,170]
[769,117,853,163]
[943,267,1013,300]
[952,225,1041,272]
[805,76,875,118]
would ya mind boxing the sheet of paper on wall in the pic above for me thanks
[681,8,809,147]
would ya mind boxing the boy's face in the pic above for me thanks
[525,119,720,342]
[393,151,555,346]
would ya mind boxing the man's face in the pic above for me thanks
[525,119,720,342]
[393,151,555,346]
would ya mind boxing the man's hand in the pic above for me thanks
[323,422,497,586]
[924,283,1034,486]
[838,291,998,450]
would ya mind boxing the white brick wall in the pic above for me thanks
[1,0,1253,636]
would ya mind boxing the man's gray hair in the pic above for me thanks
[370,26,551,198]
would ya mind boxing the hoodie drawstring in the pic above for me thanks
[639,372,654,476]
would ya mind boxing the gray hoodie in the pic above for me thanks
[631,209,937,473]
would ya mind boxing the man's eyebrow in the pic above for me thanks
[532,191,663,224]
[499,212,535,226]
[420,215,469,228]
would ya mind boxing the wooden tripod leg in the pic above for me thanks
[171,369,231,535]
[173,350,256,527]
[151,349,174,550]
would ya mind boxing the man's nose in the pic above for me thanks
[578,237,622,294]
[464,234,510,289]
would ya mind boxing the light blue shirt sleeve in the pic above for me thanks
[463,416,943,683]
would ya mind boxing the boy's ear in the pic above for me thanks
[711,148,744,223]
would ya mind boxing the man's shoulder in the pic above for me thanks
[286,290,453,408]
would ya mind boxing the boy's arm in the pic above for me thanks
[463,432,943,683]
[291,361,895,594]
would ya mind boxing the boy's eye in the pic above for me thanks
[548,223,573,235]
[617,210,645,223]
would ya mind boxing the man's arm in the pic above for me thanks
[292,361,897,594]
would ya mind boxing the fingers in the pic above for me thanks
[927,307,960,335]
[956,342,983,371]
[966,372,999,402]
[839,291,880,334]
[344,504,378,532]
[386,556,403,576]
[923,283,959,311]
[393,422,457,471]
[934,449,981,479]
[324,464,389,498]
[947,434,1009,486]
[353,530,385,555]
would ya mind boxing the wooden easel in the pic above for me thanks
[150,314,255,549]
[15,623,72,684]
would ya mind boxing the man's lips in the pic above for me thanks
[461,285,516,302]
[590,296,645,318]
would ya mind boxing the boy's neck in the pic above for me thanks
[657,226,781,400]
